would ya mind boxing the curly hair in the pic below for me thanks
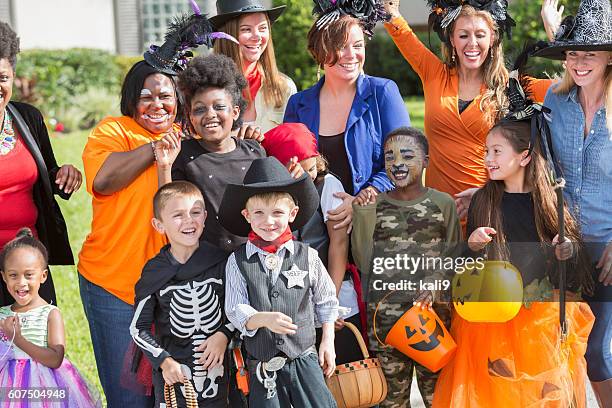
[178,54,247,131]
[0,22,20,69]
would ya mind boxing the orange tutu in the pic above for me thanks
[432,301,594,408]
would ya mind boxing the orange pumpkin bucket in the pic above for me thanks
[383,306,457,373]
[326,322,387,408]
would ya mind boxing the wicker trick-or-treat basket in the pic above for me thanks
[325,322,388,408]
[164,379,198,408]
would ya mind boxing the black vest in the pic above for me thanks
[235,242,315,361]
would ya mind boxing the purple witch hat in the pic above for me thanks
[144,0,238,75]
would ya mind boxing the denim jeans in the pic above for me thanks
[79,273,154,407]
[246,353,337,407]
[584,271,612,382]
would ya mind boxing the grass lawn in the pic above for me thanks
[49,97,425,403]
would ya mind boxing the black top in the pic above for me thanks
[171,138,265,252]
[318,132,353,195]
[467,191,550,288]
[458,99,473,114]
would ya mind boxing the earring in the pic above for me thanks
[317,65,321,81]
[451,49,456,63]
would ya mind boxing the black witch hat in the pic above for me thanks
[312,0,389,37]
[533,0,612,60]
[427,0,515,44]
[144,0,238,75]
[502,43,553,157]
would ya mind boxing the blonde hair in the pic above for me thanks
[213,13,289,109]
[153,181,204,219]
[246,192,296,209]
[554,60,612,132]
[441,5,509,125]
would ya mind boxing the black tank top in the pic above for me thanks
[317,132,353,195]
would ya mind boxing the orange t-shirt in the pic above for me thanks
[385,16,552,198]
[78,116,174,304]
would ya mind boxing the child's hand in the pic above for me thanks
[285,156,304,179]
[553,234,574,261]
[249,312,298,335]
[413,290,434,310]
[334,318,345,331]
[355,186,378,206]
[154,131,182,169]
[328,192,355,233]
[318,338,336,378]
[454,187,479,220]
[196,332,228,370]
[160,357,186,385]
[468,227,497,251]
[0,315,20,340]
[237,124,264,142]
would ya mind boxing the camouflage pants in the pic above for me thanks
[368,302,452,408]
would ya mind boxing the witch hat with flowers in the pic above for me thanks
[533,0,612,60]
[312,0,389,37]
[427,0,515,44]
[144,0,238,75]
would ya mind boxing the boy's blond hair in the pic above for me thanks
[245,192,297,210]
[153,181,204,219]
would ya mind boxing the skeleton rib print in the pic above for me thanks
[160,278,224,338]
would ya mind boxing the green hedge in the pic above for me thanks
[14,48,125,117]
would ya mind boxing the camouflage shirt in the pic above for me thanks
[351,189,460,347]
[352,189,461,290]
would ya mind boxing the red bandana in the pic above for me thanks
[248,227,294,253]
[245,66,262,102]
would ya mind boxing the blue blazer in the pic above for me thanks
[283,74,410,194]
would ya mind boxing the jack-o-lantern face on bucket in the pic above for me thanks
[405,313,445,352]
[384,306,457,372]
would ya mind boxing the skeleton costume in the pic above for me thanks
[131,242,233,407]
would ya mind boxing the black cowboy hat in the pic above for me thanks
[219,157,319,237]
[209,0,286,30]
[533,0,612,60]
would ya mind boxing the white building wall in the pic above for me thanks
[14,0,116,52]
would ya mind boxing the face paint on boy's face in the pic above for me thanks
[189,87,239,145]
[384,136,425,187]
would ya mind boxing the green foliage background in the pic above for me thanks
[15,49,121,116]
[272,0,319,91]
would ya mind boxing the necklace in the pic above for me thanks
[0,110,16,156]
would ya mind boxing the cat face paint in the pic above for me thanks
[384,136,425,187]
